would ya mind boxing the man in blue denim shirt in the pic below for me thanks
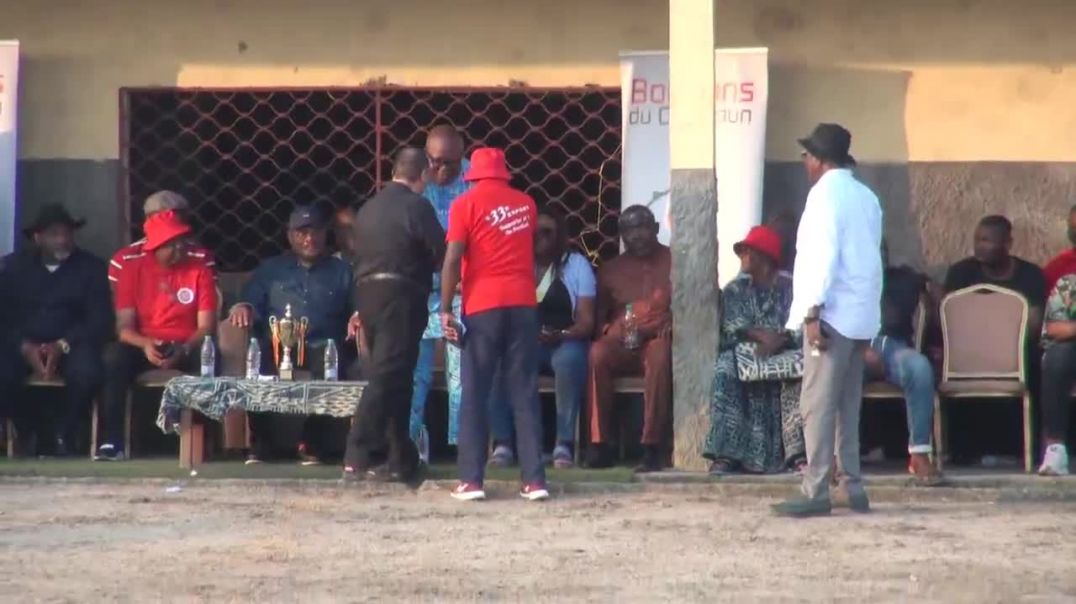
[864,242,942,485]
[410,125,470,461]
[229,206,355,464]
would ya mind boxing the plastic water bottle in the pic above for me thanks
[622,303,640,350]
[199,336,215,377]
[245,338,261,379]
[324,339,339,381]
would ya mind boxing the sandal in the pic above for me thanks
[908,455,945,487]
[708,458,736,476]
[790,458,808,476]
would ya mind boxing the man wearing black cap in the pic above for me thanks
[345,147,445,484]
[773,123,883,518]
[0,204,111,456]
[229,205,355,464]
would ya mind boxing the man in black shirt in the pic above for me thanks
[944,215,1046,331]
[943,214,1045,462]
[0,205,112,456]
[864,243,941,484]
[344,147,445,484]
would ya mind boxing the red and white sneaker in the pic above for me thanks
[450,482,487,501]
[520,483,550,501]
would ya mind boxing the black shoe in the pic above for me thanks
[586,444,615,469]
[771,497,832,518]
[634,446,664,474]
[53,437,71,458]
[368,463,427,489]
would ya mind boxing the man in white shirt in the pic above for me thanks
[772,123,883,518]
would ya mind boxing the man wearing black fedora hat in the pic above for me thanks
[772,123,884,518]
[0,204,111,456]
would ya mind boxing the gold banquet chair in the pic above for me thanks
[935,284,1032,472]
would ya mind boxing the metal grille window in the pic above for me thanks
[121,87,622,272]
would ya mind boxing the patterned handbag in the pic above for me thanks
[734,342,804,382]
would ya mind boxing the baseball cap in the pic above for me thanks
[288,205,327,230]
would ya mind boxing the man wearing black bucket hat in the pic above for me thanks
[772,124,884,518]
[0,204,111,456]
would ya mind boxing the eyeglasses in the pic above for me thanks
[427,154,461,168]
[536,227,556,237]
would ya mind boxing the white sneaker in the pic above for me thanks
[1038,444,1070,476]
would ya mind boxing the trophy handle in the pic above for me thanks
[268,316,280,367]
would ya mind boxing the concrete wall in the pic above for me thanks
[3,0,1075,270]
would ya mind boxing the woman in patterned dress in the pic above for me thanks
[703,225,806,475]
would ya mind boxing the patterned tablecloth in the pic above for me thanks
[156,376,366,434]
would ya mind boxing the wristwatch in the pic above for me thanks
[58,339,71,355]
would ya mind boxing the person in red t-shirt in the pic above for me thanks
[108,190,215,288]
[439,147,548,502]
[96,210,218,461]
[1043,204,1076,296]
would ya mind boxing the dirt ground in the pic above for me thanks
[1,481,1075,603]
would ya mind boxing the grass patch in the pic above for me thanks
[0,457,636,483]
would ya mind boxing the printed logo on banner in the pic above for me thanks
[620,49,769,286]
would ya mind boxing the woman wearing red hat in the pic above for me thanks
[703,225,806,475]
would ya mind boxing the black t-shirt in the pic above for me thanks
[881,266,925,342]
[943,256,1047,307]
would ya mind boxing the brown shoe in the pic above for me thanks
[908,453,944,487]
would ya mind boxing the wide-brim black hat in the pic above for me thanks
[23,204,86,237]
[798,123,856,167]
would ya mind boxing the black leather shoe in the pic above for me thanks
[633,446,664,474]
[586,444,615,469]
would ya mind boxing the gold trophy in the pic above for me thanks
[268,304,309,381]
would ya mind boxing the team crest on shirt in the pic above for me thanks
[176,287,195,305]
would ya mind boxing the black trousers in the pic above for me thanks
[1041,341,1076,443]
[0,341,104,444]
[344,280,427,472]
[101,342,199,448]
[248,337,356,458]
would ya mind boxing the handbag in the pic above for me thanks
[734,342,804,382]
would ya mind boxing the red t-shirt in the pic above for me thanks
[1043,248,1076,296]
[108,238,215,284]
[114,253,218,342]
[446,180,537,315]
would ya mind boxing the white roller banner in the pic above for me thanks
[0,41,18,255]
[620,48,768,286]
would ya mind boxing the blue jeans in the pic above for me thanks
[871,336,935,454]
[409,295,462,445]
[490,339,588,447]
[458,307,546,486]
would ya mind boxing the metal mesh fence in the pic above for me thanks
[121,87,622,272]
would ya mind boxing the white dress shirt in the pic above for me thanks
[786,168,883,340]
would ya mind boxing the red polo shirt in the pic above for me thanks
[446,179,537,315]
[108,238,215,284]
[1044,248,1076,296]
[114,252,217,342]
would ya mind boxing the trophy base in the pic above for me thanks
[279,367,294,381]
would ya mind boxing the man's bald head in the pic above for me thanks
[392,147,429,194]
[426,125,465,186]
[619,205,660,257]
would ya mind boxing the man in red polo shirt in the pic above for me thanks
[440,147,548,501]
[96,210,218,461]
[108,190,214,287]
[1044,204,1076,296]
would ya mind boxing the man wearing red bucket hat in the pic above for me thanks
[440,147,549,501]
[96,210,218,461]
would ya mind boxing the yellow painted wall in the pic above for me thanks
[3,0,1076,162]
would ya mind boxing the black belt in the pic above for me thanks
[358,272,425,291]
